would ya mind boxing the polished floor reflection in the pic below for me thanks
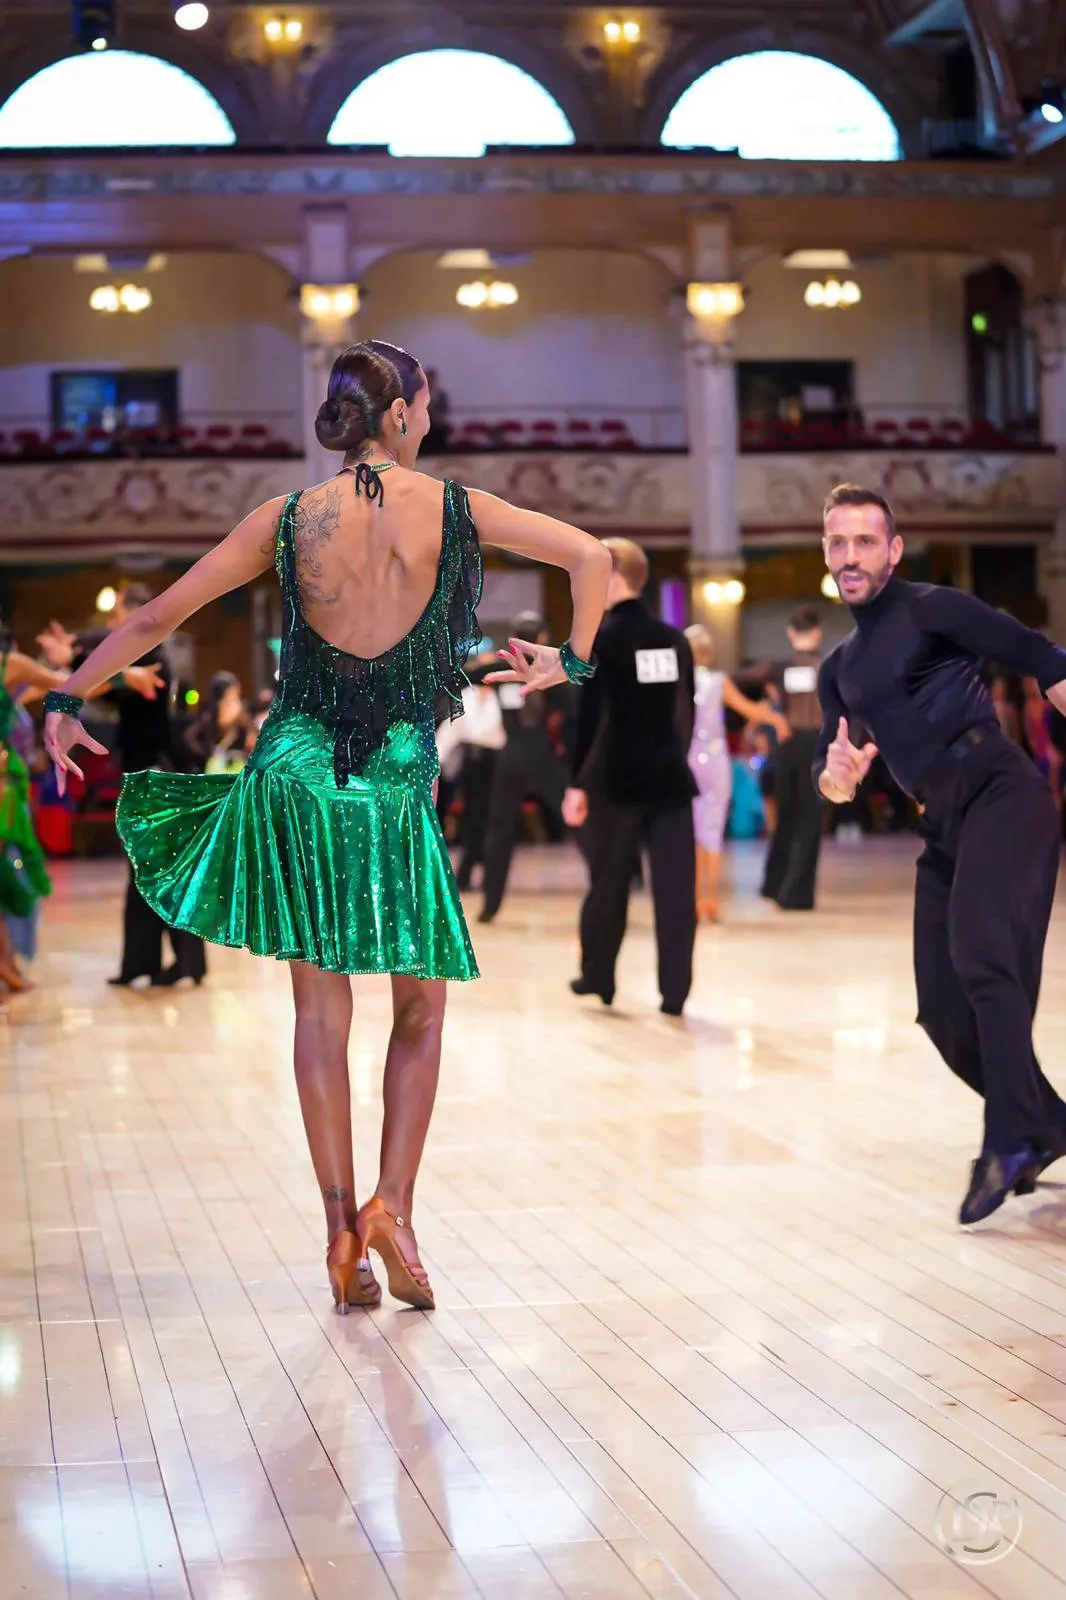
[3,839,1066,1598]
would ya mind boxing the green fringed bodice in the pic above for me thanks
[272,477,483,787]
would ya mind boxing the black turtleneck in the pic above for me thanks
[813,578,1066,798]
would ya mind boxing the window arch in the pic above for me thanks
[328,50,574,157]
[0,51,235,147]
[661,51,900,161]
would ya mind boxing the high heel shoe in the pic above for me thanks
[326,1229,381,1314]
[357,1197,435,1310]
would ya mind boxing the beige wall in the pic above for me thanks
[359,247,686,445]
[0,251,301,436]
[734,253,970,416]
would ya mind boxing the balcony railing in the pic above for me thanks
[0,411,303,464]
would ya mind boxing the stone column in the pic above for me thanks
[1030,295,1066,641]
[683,289,744,669]
[299,290,358,483]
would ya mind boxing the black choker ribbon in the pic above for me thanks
[351,462,385,505]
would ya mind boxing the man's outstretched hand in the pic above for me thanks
[820,716,878,803]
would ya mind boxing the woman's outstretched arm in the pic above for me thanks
[48,496,286,701]
[44,494,287,789]
[465,491,611,683]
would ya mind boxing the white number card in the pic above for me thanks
[783,665,818,695]
[635,648,679,684]
[497,684,525,711]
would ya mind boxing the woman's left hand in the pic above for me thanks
[485,637,567,694]
[43,712,108,797]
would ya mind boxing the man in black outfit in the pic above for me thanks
[479,611,571,924]
[42,583,207,987]
[815,482,1066,1224]
[565,538,697,1016]
[761,604,825,910]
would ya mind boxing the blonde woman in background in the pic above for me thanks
[684,624,790,921]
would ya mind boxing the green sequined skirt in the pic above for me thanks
[116,711,478,980]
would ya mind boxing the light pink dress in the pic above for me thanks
[688,666,733,851]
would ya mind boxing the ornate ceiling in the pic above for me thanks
[0,2,1063,155]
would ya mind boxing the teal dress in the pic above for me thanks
[117,479,482,979]
[0,667,52,921]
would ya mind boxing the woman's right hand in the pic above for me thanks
[485,637,568,695]
[43,712,108,797]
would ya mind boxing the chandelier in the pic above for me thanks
[456,280,519,309]
[89,283,152,314]
[804,278,861,309]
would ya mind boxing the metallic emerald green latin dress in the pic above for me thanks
[116,478,482,980]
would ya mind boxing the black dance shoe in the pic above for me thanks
[959,1147,1040,1225]
[1014,1127,1066,1195]
[660,1000,685,1018]
[108,973,152,988]
[150,966,204,988]
[569,977,614,1006]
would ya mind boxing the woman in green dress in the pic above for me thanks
[44,340,611,1312]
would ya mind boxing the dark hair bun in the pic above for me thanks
[315,395,368,453]
[314,341,424,455]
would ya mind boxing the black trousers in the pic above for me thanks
[481,746,567,917]
[913,736,1066,1152]
[761,729,824,910]
[455,748,497,891]
[578,793,696,1009]
[119,867,207,983]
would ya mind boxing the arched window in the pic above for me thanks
[661,51,900,161]
[0,51,235,147]
[328,50,574,157]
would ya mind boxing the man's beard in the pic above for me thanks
[844,558,895,605]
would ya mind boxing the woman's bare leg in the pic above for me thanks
[290,962,357,1243]
[375,976,447,1226]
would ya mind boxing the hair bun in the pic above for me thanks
[314,393,368,452]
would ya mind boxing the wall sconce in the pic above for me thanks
[604,18,641,44]
[90,283,152,313]
[264,14,302,42]
[821,573,842,602]
[456,280,519,309]
[804,278,861,309]
[299,283,359,321]
[96,586,118,613]
[173,2,209,29]
[702,578,746,605]
[687,282,744,321]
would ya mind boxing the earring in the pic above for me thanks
[401,417,408,436]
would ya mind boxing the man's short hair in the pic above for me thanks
[120,581,153,610]
[789,604,821,635]
[602,537,649,593]
[822,482,896,538]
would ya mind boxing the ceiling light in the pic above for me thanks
[604,20,622,43]
[622,21,641,42]
[687,282,744,320]
[299,283,360,322]
[118,283,152,312]
[804,277,861,309]
[487,280,518,307]
[264,17,283,41]
[173,2,209,29]
[89,284,120,313]
[72,0,115,51]
[284,17,302,40]
[1041,100,1064,124]
[75,253,109,273]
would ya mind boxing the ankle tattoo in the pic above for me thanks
[323,1185,350,1203]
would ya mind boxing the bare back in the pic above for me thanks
[292,468,448,660]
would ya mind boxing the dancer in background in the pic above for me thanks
[816,481,1066,1224]
[436,656,506,892]
[44,340,610,1312]
[684,624,789,921]
[565,538,696,1015]
[479,612,571,924]
[183,671,254,775]
[760,605,826,912]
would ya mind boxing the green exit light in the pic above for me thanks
[971,312,988,334]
